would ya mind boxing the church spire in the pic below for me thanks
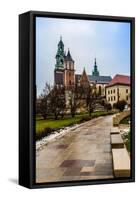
[92,58,100,76]
[55,36,65,69]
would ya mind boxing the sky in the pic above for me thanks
[36,17,130,96]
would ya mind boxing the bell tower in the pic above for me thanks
[64,49,75,88]
[55,36,65,69]
[54,37,65,86]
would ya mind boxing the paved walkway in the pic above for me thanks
[36,115,114,183]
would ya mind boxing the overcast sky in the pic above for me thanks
[36,17,130,96]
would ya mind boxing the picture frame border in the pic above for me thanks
[19,10,135,189]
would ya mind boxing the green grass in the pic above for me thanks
[35,111,115,139]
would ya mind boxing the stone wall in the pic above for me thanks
[113,110,130,126]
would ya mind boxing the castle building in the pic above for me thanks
[106,74,130,106]
[54,37,112,97]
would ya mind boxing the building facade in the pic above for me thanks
[106,74,130,106]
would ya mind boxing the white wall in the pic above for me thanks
[0,0,137,199]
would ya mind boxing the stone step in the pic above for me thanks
[110,127,120,134]
[111,134,124,148]
[112,148,130,177]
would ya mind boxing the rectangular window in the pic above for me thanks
[108,97,110,101]
[126,89,128,93]
[108,90,110,94]
[126,95,128,100]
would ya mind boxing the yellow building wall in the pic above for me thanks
[106,84,130,106]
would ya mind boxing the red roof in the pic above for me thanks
[107,74,130,87]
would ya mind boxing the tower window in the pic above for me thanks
[69,80,71,85]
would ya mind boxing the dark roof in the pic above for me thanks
[107,74,130,87]
[64,50,74,62]
[88,75,112,83]
[75,74,112,84]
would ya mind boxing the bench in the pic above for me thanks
[110,127,120,134]
[112,148,130,177]
[111,134,124,148]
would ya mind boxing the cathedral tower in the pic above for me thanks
[54,37,65,86]
[64,49,75,87]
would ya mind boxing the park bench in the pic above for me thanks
[111,134,124,148]
[112,148,130,177]
[110,127,120,134]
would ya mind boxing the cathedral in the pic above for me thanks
[54,37,112,97]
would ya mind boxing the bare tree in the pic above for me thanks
[68,85,84,117]
[49,86,66,120]
[86,84,97,116]
[38,83,51,119]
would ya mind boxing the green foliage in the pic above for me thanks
[122,131,131,152]
[113,100,127,111]
[104,103,112,111]
[120,116,130,124]
[36,127,55,141]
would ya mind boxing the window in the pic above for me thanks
[126,95,128,101]
[108,90,110,94]
[69,62,71,69]
[108,97,110,101]
[126,89,128,93]
[114,96,116,101]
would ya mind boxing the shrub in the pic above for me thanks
[122,131,131,152]
[104,103,112,111]
[36,127,55,141]
[79,116,92,123]
[113,100,127,111]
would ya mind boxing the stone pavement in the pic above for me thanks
[36,115,114,183]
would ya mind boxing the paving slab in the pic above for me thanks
[36,115,114,183]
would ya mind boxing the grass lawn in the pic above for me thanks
[36,114,87,133]
[36,111,114,137]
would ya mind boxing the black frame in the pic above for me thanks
[19,10,135,189]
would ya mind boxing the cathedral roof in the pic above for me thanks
[88,75,112,84]
[75,74,112,84]
[64,50,74,62]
